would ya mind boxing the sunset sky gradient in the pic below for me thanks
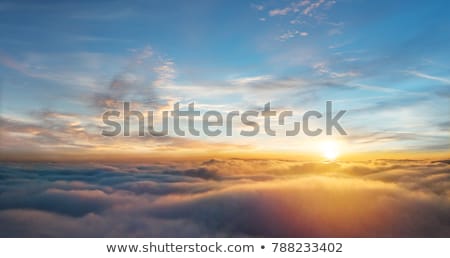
[0,0,449,160]
[0,0,449,237]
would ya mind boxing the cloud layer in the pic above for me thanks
[0,159,449,237]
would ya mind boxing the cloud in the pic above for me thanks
[263,0,339,42]
[303,0,325,16]
[0,46,170,113]
[251,4,264,11]
[0,51,104,89]
[278,30,308,41]
[269,7,292,16]
[313,62,359,78]
[268,0,332,17]
[229,75,272,85]
[153,60,176,87]
[149,175,449,237]
[268,1,311,16]
[347,83,407,93]
[0,111,251,157]
[89,46,171,111]
[0,159,449,237]
[407,71,450,85]
[0,51,29,73]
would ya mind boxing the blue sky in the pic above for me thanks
[0,0,449,158]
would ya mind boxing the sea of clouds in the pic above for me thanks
[0,158,449,237]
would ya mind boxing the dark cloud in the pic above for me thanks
[163,168,220,180]
[0,159,449,237]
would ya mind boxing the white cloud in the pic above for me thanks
[265,0,338,39]
[313,62,358,78]
[407,71,450,85]
[313,62,329,73]
[303,0,325,16]
[278,30,308,41]
[269,7,292,16]
[229,75,272,85]
[330,71,359,78]
[349,83,404,93]
[268,0,311,16]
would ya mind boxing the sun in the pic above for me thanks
[320,141,341,161]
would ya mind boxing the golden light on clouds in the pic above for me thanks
[320,140,342,161]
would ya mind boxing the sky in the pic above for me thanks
[0,0,450,238]
[0,0,449,160]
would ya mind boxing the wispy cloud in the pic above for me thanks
[251,3,264,11]
[348,83,409,93]
[313,62,359,78]
[262,0,339,41]
[154,59,176,87]
[303,0,325,16]
[269,7,292,16]
[229,75,272,85]
[407,71,450,85]
[278,30,308,41]
[268,0,334,17]
[0,51,100,89]
[268,0,310,16]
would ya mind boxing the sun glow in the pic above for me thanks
[320,141,341,161]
